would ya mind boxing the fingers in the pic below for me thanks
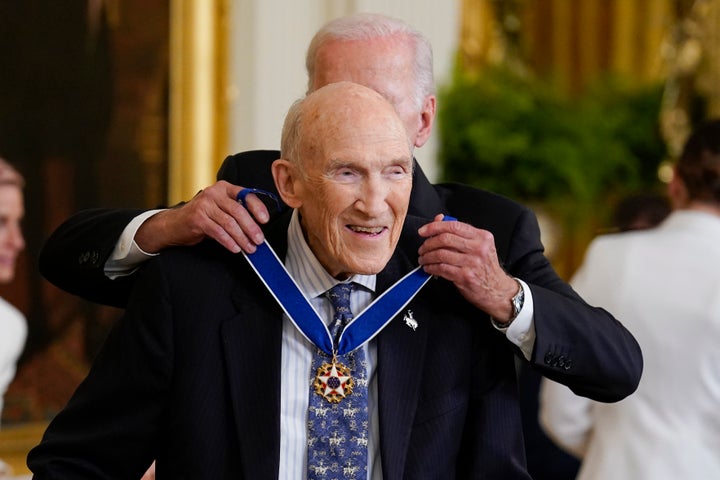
[416,216,501,281]
[415,217,514,314]
[194,183,268,254]
[418,214,470,241]
[240,193,270,224]
[137,182,276,255]
[418,218,494,256]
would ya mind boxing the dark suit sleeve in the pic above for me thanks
[28,256,174,478]
[39,151,283,308]
[437,183,642,403]
[505,206,642,402]
[38,208,146,308]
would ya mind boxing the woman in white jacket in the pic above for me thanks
[540,118,720,480]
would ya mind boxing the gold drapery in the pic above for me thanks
[169,0,228,204]
[459,0,720,152]
[460,0,673,89]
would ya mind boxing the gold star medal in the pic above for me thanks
[313,355,354,403]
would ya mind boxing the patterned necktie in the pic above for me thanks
[307,283,369,480]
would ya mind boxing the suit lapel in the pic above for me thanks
[408,158,445,219]
[375,232,430,479]
[221,217,291,479]
[221,282,282,479]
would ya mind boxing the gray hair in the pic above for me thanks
[305,13,435,111]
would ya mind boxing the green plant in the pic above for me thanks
[437,66,667,274]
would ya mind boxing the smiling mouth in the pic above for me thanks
[348,225,385,235]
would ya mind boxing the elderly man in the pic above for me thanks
[29,82,532,479]
[40,13,641,403]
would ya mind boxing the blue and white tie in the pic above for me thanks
[307,283,369,479]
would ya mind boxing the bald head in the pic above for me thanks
[281,81,410,166]
[273,82,413,278]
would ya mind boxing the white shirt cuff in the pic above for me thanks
[492,278,535,360]
[105,209,164,279]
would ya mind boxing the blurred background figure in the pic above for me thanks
[539,118,720,479]
[0,157,27,421]
[519,189,670,480]
[0,157,27,479]
[611,192,671,232]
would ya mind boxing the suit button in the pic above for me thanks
[544,352,554,365]
[563,359,572,370]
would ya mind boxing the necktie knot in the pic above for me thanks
[326,283,354,334]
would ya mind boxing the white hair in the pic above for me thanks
[305,12,435,111]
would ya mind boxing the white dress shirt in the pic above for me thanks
[540,210,720,479]
[0,296,26,425]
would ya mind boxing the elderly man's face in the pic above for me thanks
[279,83,413,279]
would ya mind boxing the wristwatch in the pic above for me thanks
[491,279,524,329]
[510,279,525,321]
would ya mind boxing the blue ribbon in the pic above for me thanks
[242,240,433,355]
[237,189,455,355]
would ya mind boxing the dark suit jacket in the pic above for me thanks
[38,150,642,402]
[29,213,532,479]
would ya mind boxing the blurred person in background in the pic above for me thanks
[0,157,26,420]
[611,192,671,232]
[540,118,720,479]
[518,190,670,480]
[0,156,27,479]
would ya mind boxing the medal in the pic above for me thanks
[313,355,355,403]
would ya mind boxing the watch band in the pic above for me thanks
[490,278,524,330]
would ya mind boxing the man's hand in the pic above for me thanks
[418,214,518,322]
[135,181,270,254]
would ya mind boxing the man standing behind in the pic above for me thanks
[29,82,532,479]
[540,119,720,479]
[39,13,642,405]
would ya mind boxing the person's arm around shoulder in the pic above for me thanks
[39,207,149,308]
[39,181,272,308]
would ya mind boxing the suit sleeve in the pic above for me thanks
[39,208,147,308]
[505,207,642,402]
[28,258,174,479]
[39,151,283,309]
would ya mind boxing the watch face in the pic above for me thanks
[512,285,524,316]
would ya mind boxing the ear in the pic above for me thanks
[272,159,303,208]
[414,95,436,148]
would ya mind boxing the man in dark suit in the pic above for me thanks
[30,81,534,479]
[38,13,641,403]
